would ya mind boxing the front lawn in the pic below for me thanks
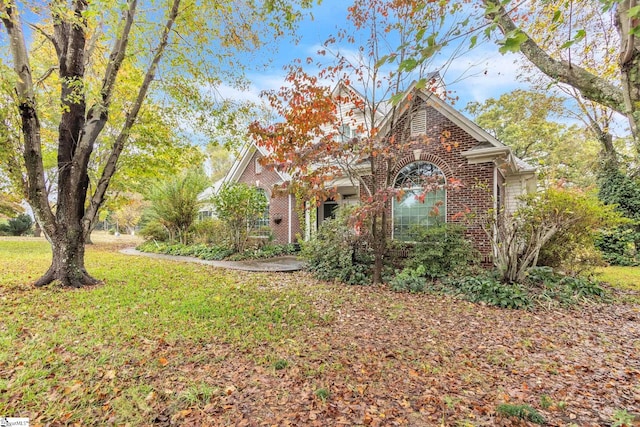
[596,265,640,304]
[1,238,639,426]
[596,266,640,291]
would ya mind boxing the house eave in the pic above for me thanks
[462,147,537,177]
[461,146,510,164]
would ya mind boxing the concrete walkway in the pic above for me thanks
[119,248,305,272]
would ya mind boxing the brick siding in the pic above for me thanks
[371,98,496,260]
[236,150,302,244]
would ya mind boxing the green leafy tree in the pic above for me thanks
[508,0,623,165]
[466,90,600,187]
[110,194,146,236]
[596,164,640,264]
[206,144,234,183]
[0,213,33,236]
[0,0,311,287]
[483,0,640,153]
[144,170,209,245]
[211,183,268,253]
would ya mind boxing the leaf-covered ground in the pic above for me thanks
[1,238,639,426]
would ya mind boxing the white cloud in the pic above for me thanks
[433,45,527,106]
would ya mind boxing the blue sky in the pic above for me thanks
[220,0,527,114]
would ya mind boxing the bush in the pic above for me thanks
[445,275,532,309]
[211,183,269,253]
[227,244,297,261]
[390,266,428,293]
[139,218,170,242]
[488,186,624,283]
[191,218,229,246]
[404,223,477,279]
[496,403,545,425]
[596,165,640,265]
[143,170,210,244]
[0,213,33,236]
[536,188,623,273]
[136,241,233,261]
[596,226,640,266]
[301,209,373,285]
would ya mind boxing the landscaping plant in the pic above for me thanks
[211,183,269,253]
[301,209,373,285]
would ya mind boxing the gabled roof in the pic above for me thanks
[218,141,290,194]
[376,80,535,175]
[331,80,388,123]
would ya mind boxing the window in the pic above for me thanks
[255,158,263,174]
[252,188,270,236]
[198,210,213,221]
[393,162,446,241]
[335,124,353,142]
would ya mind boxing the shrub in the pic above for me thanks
[211,183,269,253]
[136,241,233,261]
[445,275,532,309]
[227,244,297,261]
[487,186,624,283]
[390,266,428,293]
[496,403,545,425]
[537,188,623,273]
[301,209,373,285]
[0,213,33,236]
[143,170,210,244]
[404,223,477,279]
[139,217,170,241]
[191,218,229,246]
[596,226,640,266]
[596,165,640,266]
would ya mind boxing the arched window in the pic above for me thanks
[393,161,446,241]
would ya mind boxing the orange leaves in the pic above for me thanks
[63,380,83,395]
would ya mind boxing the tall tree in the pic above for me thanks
[504,0,623,166]
[206,144,234,182]
[0,0,311,287]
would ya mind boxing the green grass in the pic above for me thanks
[595,266,640,303]
[596,266,640,291]
[1,238,638,426]
[0,238,318,425]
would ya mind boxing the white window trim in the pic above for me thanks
[391,161,447,241]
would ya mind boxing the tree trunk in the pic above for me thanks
[33,221,42,238]
[35,228,99,288]
[84,214,100,244]
[371,212,385,284]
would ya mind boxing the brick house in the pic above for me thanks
[205,143,303,245]
[210,80,535,257]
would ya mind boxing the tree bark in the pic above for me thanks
[2,0,179,287]
[35,229,99,288]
